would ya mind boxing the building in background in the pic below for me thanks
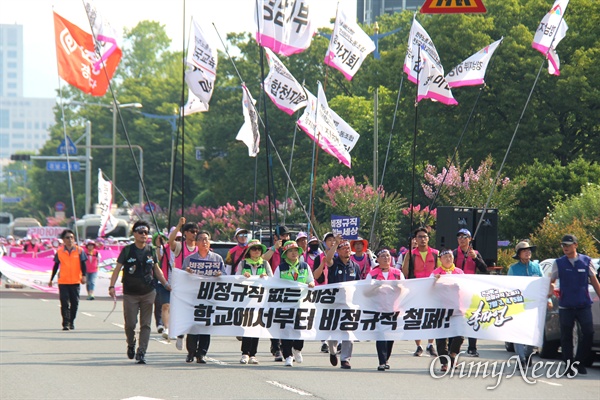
[357,0,424,24]
[0,24,55,172]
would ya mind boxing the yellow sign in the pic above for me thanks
[421,0,487,14]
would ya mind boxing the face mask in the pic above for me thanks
[309,243,319,252]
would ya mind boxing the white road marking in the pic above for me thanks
[121,397,164,400]
[81,312,94,317]
[266,381,313,396]
[151,337,171,345]
[40,299,49,302]
[205,356,228,365]
[112,323,125,328]
[23,293,31,297]
[537,379,562,386]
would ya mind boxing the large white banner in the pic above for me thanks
[324,8,375,80]
[170,269,549,346]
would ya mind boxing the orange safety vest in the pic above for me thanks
[57,245,83,284]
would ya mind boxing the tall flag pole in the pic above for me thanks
[532,0,569,76]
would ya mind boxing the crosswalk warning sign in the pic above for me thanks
[420,0,487,14]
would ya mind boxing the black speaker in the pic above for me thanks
[435,206,475,251]
[472,208,498,267]
[435,206,498,267]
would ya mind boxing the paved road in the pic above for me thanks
[1,285,599,400]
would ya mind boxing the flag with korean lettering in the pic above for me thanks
[53,11,121,96]
[297,84,351,168]
[236,85,260,157]
[185,17,218,105]
[329,108,360,152]
[403,17,456,105]
[97,169,118,236]
[255,0,316,56]
[83,0,121,73]
[324,8,375,80]
[182,89,209,116]
[264,48,307,115]
[532,0,569,76]
[445,38,503,88]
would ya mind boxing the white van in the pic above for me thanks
[8,217,42,239]
[74,214,131,240]
[0,212,14,237]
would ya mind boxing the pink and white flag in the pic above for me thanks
[329,107,360,152]
[324,8,375,81]
[297,83,351,168]
[98,169,118,237]
[83,0,121,71]
[263,48,307,115]
[255,0,316,56]
[236,85,260,157]
[532,0,569,76]
[185,17,218,105]
[446,38,503,88]
[403,17,456,105]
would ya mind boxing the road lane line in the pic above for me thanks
[266,381,313,396]
[81,312,94,317]
[112,323,125,328]
[40,299,49,302]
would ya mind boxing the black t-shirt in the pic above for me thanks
[327,256,361,283]
[117,244,157,295]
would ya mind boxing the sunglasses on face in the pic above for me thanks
[457,235,470,239]
[136,230,149,235]
[238,234,248,237]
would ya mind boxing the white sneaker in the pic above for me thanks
[284,356,293,367]
[157,325,165,334]
[293,349,303,363]
[240,354,249,364]
[176,336,183,351]
[249,356,259,364]
[161,329,169,340]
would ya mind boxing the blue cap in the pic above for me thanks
[457,228,471,237]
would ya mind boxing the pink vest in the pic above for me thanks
[369,267,403,280]
[455,248,478,274]
[432,266,464,275]
[313,252,328,286]
[85,250,99,274]
[411,247,439,278]
[173,243,197,270]
[351,254,372,279]
[159,245,171,280]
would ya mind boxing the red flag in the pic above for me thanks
[53,11,121,96]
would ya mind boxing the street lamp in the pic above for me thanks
[112,101,142,200]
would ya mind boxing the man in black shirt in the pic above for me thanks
[325,234,361,369]
[109,221,170,364]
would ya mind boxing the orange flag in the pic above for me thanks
[53,11,121,96]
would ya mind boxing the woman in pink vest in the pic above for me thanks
[84,239,101,300]
[350,238,374,279]
[367,249,405,371]
[431,249,464,372]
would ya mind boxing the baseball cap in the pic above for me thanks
[561,234,578,245]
